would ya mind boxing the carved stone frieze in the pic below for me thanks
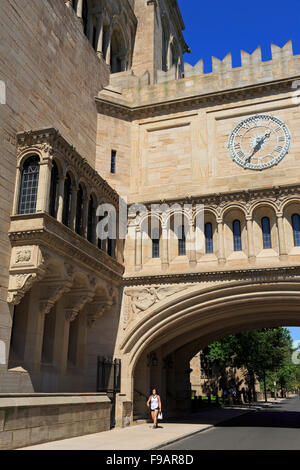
[124,285,191,316]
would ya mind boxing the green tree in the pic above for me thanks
[205,328,293,402]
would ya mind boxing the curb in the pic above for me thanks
[150,424,215,450]
[150,409,253,450]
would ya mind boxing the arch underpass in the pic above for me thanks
[118,276,300,419]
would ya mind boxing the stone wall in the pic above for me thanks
[0,0,109,376]
[0,393,111,450]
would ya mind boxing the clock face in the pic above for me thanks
[228,114,291,170]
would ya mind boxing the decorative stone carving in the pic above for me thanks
[7,273,39,306]
[86,300,113,329]
[15,249,31,264]
[124,285,189,315]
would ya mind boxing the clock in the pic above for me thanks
[228,114,291,170]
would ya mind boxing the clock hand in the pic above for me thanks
[246,131,271,162]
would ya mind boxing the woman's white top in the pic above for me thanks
[150,395,159,410]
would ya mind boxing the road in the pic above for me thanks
[162,396,300,450]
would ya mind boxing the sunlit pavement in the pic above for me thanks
[163,396,300,450]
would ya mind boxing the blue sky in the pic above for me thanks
[178,0,300,73]
[177,0,300,343]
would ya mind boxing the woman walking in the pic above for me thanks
[147,388,162,428]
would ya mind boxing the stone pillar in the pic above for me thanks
[277,213,288,260]
[23,287,45,373]
[12,166,22,214]
[135,228,142,271]
[69,186,78,231]
[161,225,169,270]
[106,36,111,67]
[96,15,104,58]
[246,215,255,263]
[76,0,83,18]
[56,176,65,223]
[217,219,226,264]
[188,223,197,267]
[81,195,89,238]
[52,300,71,376]
[36,158,52,213]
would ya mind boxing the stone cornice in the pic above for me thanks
[9,213,124,283]
[95,76,298,121]
[130,182,300,214]
[17,128,120,206]
[123,265,300,286]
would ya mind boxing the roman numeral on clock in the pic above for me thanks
[275,146,282,152]
[277,136,285,142]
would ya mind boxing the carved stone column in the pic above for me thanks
[36,158,52,213]
[246,215,255,263]
[56,176,65,223]
[81,195,89,238]
[217,219,226,264]
[106,36,111,67]
[277,212,288,260]
[69,185,78,231]
[161,225,169,270]
[53,289,94,377]
[96,15,104,58]
[188,223,197,268]
[12,165,22,215]
[76,0,83,18]
[135,228,142,271]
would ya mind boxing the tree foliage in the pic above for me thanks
[204,327,298,401]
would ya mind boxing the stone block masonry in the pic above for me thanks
[0,393,111,449]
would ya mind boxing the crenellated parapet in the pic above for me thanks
[97,40,300,118]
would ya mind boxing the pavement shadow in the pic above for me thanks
[217,410,300,429]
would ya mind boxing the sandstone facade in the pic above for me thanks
[1,0,300,445]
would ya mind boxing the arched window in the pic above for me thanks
[82,0,88,36]
[205,222,213,254]
[18,155,40,214]
[75,184,84,235]
[110,27,127,73]
[87,195,96,243]
[178,225,186,256]
[62,173,72,228]
[49,160,59,218]
[292,214,300,246]
[261,217,272,249]
[233,220,242,251]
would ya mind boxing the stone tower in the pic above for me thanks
[131,0,189,83]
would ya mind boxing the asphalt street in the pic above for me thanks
[162,396,300,450]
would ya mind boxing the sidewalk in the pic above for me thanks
[19,407,251,450]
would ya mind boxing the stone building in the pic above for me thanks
[1,0,300,448]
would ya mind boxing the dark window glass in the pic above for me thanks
[87,196,95,243]
[261,217,272,249]
[233,220,242,251]
[18,156,40,214]
[49,160,59,218]
[292,214,300,246]
[178,225,186,256]
[62,173,72,228]
[92,26,97,50]
[107,238,116,258]
[111,150,116,174]
[75,185,84,235]
[205,222,213,254]
[152,239,160,258]
[72,0,78,11]
[82,0,88,35]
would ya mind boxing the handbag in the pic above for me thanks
[157,412,163,420]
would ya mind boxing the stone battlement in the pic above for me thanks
[104,40,300,109]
